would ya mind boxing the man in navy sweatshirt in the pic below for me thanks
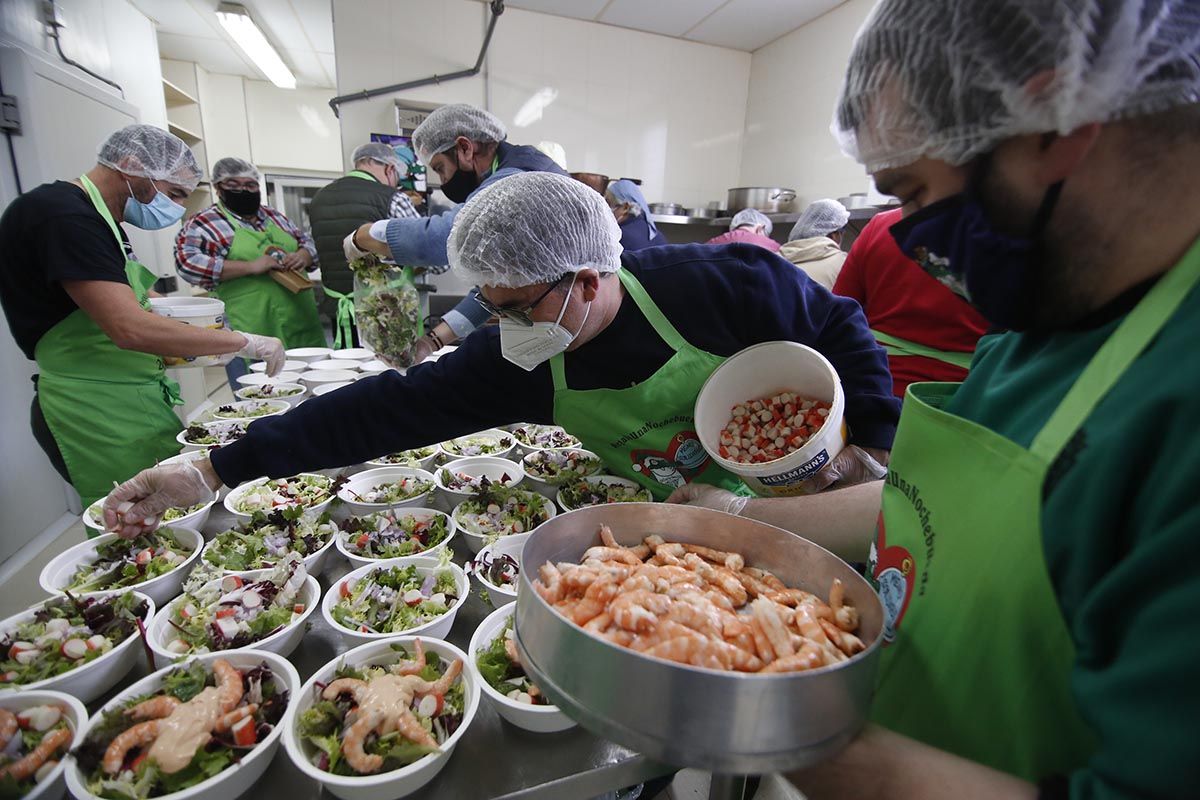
[104,172,899,535]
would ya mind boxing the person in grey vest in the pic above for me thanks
[343,104,568,363]
[307,143,426,346]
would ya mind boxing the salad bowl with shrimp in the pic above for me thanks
[0,690,88,800]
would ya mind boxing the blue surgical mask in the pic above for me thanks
[123,178,186,230]
[889,158,1064,331]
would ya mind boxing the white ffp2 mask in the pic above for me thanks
[499,273,591,371]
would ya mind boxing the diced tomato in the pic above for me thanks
[340,581,351,598]
[134,549,153,566]
[293,604,306,614]
[215,608,237,619]
[355,534,371,548]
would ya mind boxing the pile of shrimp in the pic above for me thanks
[533,525,864,673]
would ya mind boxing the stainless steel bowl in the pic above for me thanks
[515,504,883,774]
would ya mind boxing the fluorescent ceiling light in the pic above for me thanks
[216,3,296,89]
[513,87,558,128]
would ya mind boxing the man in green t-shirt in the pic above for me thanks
[672,0,1200,797]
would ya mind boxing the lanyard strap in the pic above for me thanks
[1031,235,1200,462]
[872,329,975,370]
[347,170,378,183]
[323,287,357,349]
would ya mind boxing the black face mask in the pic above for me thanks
[220,188,261,217]
[440,157,480,203]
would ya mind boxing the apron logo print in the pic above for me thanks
[630,431,709,489]
[869,513,916,645]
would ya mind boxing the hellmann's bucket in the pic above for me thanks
[695,341,846,496]
[148,296,227,368]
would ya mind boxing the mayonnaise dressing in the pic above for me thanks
[148,687,222,774]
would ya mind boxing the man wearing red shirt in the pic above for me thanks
[834,208,989,397]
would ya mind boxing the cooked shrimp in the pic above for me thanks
[569,575,620,626]
[599,525,648,558]
[212,658,244,712]
[341,709,385,774]
[745,567,787,592]
[391,705,438,749]
[644,634,763,672]
[792,603,832,649]
[504,634,523,668]
[752,598,795,658]
[829,578,859,632]
[536,562,564,603]
[127,695,181,720]
[611,590,673,633]
[0,726,72,781]
[761,641,826,673]
[0,709,17,750]
[322,677,368,701]
[581,546,643,566]
[103,721,160,774]
[747,615,776,664]
[680,543,745,572]
[410,657,463,697]
[819,618,866,657]
[214,704,258,733]
[392,638,427,675]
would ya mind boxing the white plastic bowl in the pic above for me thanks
[201,399,290,422]
[358,359,392,374]
[520,447,603,498]
[0,690,88,800]
[286,346,335,363]
[556,474,652,512]
[66,649,299,800]
[0,592,155,703]
[282,636,479,800]
[311,381,353,397]
[451,490,557,554]
[300,370,359,389]
[83,490,217,536]
[236,371,303,388]
[223,474,336,524]
[333,347,375,360]
[40,526,204,606]
[468,532,530,606]
[337,466,437,516]
[321,558,469,648]
[468,603,576,733]
[250,359,306,374]
[365,447,440,470]
[335,508,458,570]
[234,382,307,408]
[510,423,582,457]
[438,429,517,461]
[433,456,525,505]
[177,420,250,454]
[308,359,362,372]
[200,520,339,577]
[147,570,319,664]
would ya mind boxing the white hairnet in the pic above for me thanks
[731,208,772,235]
[834,0,1200,172]
[97,124,201,192]
[352,143,402,167]
[412,104,507,165]
[448,171,623,289]
[211,157,258,183]
[790,199,850,240]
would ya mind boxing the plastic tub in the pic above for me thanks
[83,491,216,536]
[433,456,525,505]
[358,359,392,374]
[438,429,517,461]
[223,474,336,523]
[236,371,302,388]
[286,346,334,363]
[467,532,529,606]
[521,448,603,498]
[40,526,204,606]
[66,650,299,800]
[300,370,359,389]
[335,508,458,570]
[308,359,362,372]
[556,475,652,511]
[176,420,249,454]
[201,399,290,422]
[311,381,353,398]
[249,358,305,374]
[451,489,557,554]
[365,446,439,471]
[337,466,437,515]
[468,602,576,732]
[235,382,306,408]
[321,559,469,648]
[149,296,227,368]
[694,341,847,497]
[0,690,88,800]
[200,519,339,577]
[333,347,375,360]
[281,637,479,800]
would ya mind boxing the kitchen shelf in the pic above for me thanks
[167,121,202,145]
[162,77,198,107]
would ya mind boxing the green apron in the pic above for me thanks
[211,205,325,348]
[551,269,746,500]
[867,242,1200,778]
[34,176,183,512]
[871,328,975,370]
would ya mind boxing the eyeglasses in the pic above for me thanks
[474,274,567,327]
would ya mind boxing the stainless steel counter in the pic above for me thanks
[84,503,676,800]
[649,205,893,228]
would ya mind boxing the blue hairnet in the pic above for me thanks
[606,180,658,238]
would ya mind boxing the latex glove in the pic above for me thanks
[665,484,750,515]
[236,332,285,375]
[807,445,889,492]
[343,229,371,262]
[104,462,217,539]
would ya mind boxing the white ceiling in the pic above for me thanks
[490,0,847,51]
[128,0,336,88]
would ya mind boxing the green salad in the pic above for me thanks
[339,511,451,559]
[237,384,302,400]
[0,593,149,687]
[181,421,247,446]
[65,529,192,593]
[344,475,432,505]
[522,448,602,485]
[452,485,551,537]
[511,424,580,450]
[297,641,466,775]
[73,658,289,799]
[210,401,286,420]
[476,620,548,706]
[231,474,333,516]
[203,508,335,572]
[559,478,651,509]
[370,446,437,466]
[440,433,513,457]
[436,469,517,493]
[162,555,309,655]
[0,704,74,797]
[330,563,458,635]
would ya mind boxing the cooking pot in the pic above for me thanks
[570,172,610,195]
[837,193,871,209]
[727,186,796,214]
[648,202,687,216]
[686,207,722,219]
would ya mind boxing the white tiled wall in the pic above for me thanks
[331,0,751,209]
[739,0,877,207]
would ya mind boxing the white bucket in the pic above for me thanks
[149,296,227,368]
[694,341,847,497]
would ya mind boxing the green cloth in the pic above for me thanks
[943,239,1200,798]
